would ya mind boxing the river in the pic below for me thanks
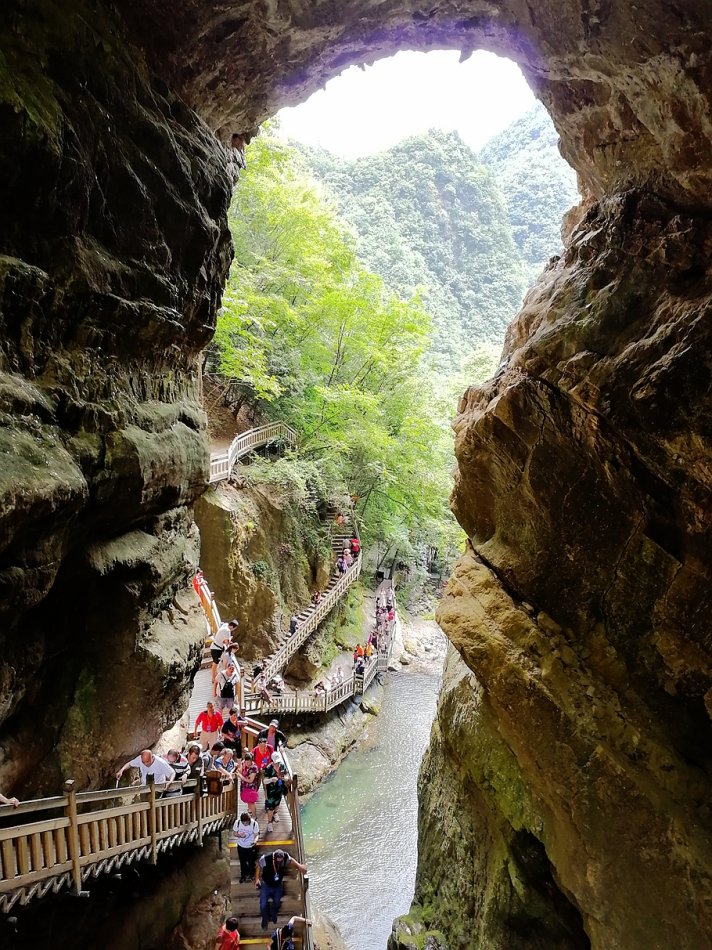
[301,668,442,949]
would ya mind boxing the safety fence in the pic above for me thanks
[208,422,297,483]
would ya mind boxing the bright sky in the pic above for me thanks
[277,50,535,158]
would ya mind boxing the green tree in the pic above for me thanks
[213,129,462,565]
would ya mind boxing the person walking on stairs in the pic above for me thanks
[258,719,287,752]
[271,916,312,950]
[195,701,223,751]
[255,849,307,930]
[254,736,272,772]
[263,754,290,832]
[211,619,238,682]
[233,811,260,883]
[239,752,260,818]
[215,662,240,714]
[214,916,240,949]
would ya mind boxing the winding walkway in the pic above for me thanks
[0,423,392,950]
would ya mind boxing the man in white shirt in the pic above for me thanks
[233,810,260,882]
[211,619,238,682]
[116,750,176,788]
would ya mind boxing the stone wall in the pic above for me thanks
[0,0,234,792]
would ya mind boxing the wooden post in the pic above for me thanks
[195,777,203,847]
[64,780,82,895]
[147,776,157,865]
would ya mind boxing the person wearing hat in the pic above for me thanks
[255,849,307,929]
[257,720,286,753]
[263,754,290,832]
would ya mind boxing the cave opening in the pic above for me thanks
[2,1,712,947]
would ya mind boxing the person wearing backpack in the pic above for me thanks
[233,811,260,883]
[214,916,240,950]
[211,619,238,683]
[270,916,312,950]
[215,662,239,714]
[255,850,307,929]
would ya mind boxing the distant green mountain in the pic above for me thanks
[300,130,526,369]
[479,102,579,284]
[297,106,579,370]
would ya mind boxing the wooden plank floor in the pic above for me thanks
[227,784,302,941]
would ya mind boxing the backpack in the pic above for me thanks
[220,674,235,698]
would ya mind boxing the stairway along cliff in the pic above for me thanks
[1,2,711,948]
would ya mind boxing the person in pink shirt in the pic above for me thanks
[195,701,224,751]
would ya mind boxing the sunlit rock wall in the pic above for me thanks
[428,191,712,948]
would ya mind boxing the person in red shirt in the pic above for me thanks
[254,736,272,771]
[214,916,240,949]
[195,701,223,751]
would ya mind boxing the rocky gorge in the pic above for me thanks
[1,1,711,948]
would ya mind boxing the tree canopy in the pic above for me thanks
[211,130,462,565]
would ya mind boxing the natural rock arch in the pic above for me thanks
[122,0,712,204]
[1,2,710,947]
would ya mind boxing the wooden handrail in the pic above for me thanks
[0,774,239,913]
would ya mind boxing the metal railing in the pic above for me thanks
[209,422,297,483]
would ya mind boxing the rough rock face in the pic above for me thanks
[0,0,235,792]
[3,1,712,946]
[195,480,332,664]
[429,189,712,948]
[120,0,712,204]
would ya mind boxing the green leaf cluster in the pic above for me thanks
[299,129,528,372]
[212,129,463,566]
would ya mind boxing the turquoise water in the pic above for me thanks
[301,670,441,949]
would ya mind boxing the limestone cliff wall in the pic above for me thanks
[195,479,333,668]
[0,0,236,793]
[425,191,712,949]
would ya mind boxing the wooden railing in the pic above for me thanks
[280,749,314,950]
[257,554,362,684]
[209,422,297,483]
[246,598,398,717]
[0,713,283,915]
[0,777,236,914]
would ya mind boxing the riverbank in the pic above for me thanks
[286,600,446,794]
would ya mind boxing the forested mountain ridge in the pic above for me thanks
[298,107,579,367]
[479,101,580,284]
[301,130,526,369]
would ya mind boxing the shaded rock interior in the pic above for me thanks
[1,0,711,947]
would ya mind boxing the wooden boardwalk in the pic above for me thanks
[0,424,394,950]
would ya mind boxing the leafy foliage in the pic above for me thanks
[299,130,527,371]
[213,130,462,565]
[479,102,580,285]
